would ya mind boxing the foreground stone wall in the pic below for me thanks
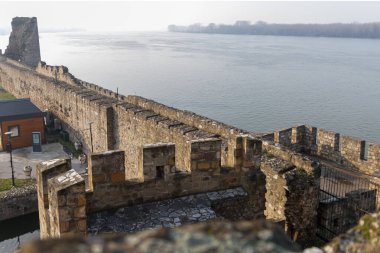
[323,212,380,253]
[212,168,267,221]
[35,151,269,237]
[36,159,72,239]
[16,220,306,253]
[16,213,380,253]
[85,150,246,213]
[48,169,86,238]
[263,125,380,175]
[37,159,87,239]
[37,148,321,249]
[259,147,321,248]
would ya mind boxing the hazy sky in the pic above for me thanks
[1,1,380,32]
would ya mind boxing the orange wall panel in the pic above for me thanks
[1,117,45,150]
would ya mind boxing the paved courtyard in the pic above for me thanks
[0,143,83,179]
[88,187,247,234]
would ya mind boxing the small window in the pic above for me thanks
[334,133,341,152]
[8,125,20,137]
[360,141,369,161]
[312,127,318,145]
[156,166,165,179]
[333,218,339,227]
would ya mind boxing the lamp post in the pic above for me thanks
[4,131,15,187]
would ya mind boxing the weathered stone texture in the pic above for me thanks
[80,82,258,171]
[87,150,125,192]
[125,95,254,169]
[16,220,304,253]
[5,17,41,67]
[141,143,175,181]
[0,44,257,181]
[113,103,220,180]
[259,147,321,248]
[191,139,221,172]
[261,160,290,222]
[36,159,71,239]
[212,168,267,221]
[47,169,86,238]
[265,125,380,175]
[324,213,380,253]
[0,58,115,153]
[85,150,242,213]
[36,61,78,86]
[0,184,37,221]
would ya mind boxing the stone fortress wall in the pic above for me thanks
[0,57,115,153]
[36,148,320,247]
[1,17,380,250]
[262,125,380,176]
[0,55,257,182]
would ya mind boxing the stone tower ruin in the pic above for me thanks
[5,17,41,68]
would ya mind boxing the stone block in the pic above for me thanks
[111,172,126,183]
[59,221,70,233]
[74,206,86,218]
[92,174,106,183]
[211,161,220,169]
[77,219,87,232]
[197,162,210,170]
[77,195,86,206]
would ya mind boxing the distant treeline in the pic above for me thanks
[168,21,380,39]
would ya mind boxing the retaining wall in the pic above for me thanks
[0,185,37,221]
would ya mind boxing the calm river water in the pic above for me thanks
[0,32,380,251]
[1,32,380,142]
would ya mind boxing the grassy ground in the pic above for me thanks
[58,138,82,158]
[0,178,35,192]
[0,85,15,100]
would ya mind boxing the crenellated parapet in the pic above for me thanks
[36,144,322,247]
[262,124,380,176]
[36,61,79,86]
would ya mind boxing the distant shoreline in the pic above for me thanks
[168,21,380,39]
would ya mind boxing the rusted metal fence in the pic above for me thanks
[316,165,380,242]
